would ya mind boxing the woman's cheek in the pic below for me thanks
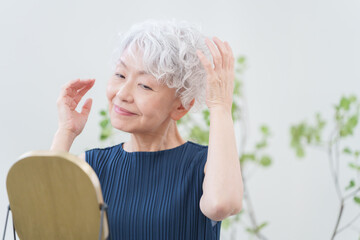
[106,82,118,99]
[105,86,111,99]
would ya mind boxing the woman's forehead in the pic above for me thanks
[120,46,145,67]
[117,56,144,71]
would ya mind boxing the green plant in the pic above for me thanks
[99,109,115,145]
[290,94,360,239]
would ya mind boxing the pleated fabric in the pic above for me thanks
[85,140,222,240]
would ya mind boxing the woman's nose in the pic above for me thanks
[115,81,134,102]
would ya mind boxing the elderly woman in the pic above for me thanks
[51,19,243,240]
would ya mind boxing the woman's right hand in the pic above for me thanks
[56,78,95,138]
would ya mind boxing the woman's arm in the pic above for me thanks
[50,129,86,162]
[196,36,243,222]
[50,78,95,153]
[200,107,243,221]
[50,129,76,152]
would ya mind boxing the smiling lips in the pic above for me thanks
[114,105,137,116]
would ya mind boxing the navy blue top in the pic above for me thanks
[85,140,222,240]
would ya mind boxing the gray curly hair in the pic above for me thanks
[110,18,213,113]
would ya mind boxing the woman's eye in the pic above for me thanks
[113,74,151,90]
[115,73,125,78]
[139,84,152,90]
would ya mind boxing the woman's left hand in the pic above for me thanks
[196,36,235,113]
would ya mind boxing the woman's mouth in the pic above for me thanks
[114,105,137,116]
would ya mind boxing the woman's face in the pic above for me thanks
[106,48,182,134]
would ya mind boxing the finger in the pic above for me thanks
[62,79,95,97]
[70,78,95,89]
[204,37,222,74]
[73,80,95,103]
[61,79,79,97]
[81,98,92,116]
[196,49,216,76]
[224,41,235,70]
[212,36,229,70]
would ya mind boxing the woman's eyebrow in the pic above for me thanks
[119,59,149,76]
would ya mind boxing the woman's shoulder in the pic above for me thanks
[84,143,123,164]
[185,141,209,175]
[187,140,208,149]
[85,143,123,153]
[186,141,208,155]
[84,143,123,169]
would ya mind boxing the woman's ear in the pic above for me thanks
[170,98,195,121]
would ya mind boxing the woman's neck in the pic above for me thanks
[123,120,185,152]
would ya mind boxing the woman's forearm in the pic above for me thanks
[201,107,243,219]
[50,129,76,152]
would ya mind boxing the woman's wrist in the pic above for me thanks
[50,129,77,152]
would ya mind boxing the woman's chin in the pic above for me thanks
[110,119,129,130]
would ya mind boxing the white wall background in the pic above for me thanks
[1,0,360,239]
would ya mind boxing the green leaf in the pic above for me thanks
[349,95,357,102]
[255,140,267,149]
[345,179,355,190]
[220,218,231,230]
[349,162,360,171]
[260,125,270,136]
[237,56,245,64]
[100,110,107,116]
[235,209,244,220]
[100,127,112,141]
[260,155,272,167]
[354,196,360,205]
[245,221,269,234]
[233,79,241,96]
[340,126,353,137]
[296,147,305,158]
[257,221,269,231]
[347,115,358,128]
[231,102,237,121]
[343,147,352,154]
[177,113,191,125]
[340,96,351,110]
[240,153,256,164]
[202,109,211,126]
[100,119,109,128]
[189,125,209,145]
[315,112,326,129]
[245,227,255,234]
[100,133,108,141]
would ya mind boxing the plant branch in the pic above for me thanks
[328,128,342,201]
[331,200,344,239]
[344,187,360,201]
[242,176,268,240]
[336,211,360,235]
[335,134,340,185]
